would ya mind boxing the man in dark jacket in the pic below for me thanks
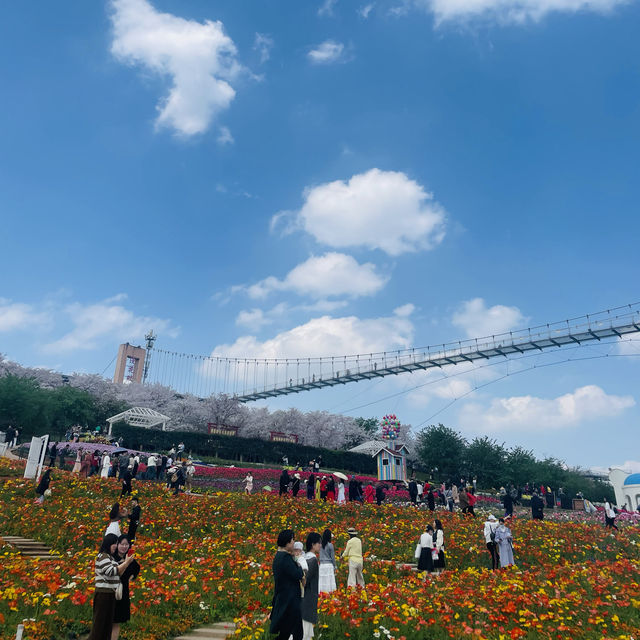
[531,491,544,520]
[376,483,386,506]
[408,478,418,504]
[128,497,141,542]
[270,529,303,640]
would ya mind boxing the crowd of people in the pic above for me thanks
[42,441,196,498]
[269,526,365,640]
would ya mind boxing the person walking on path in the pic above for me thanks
[467,488,477,518]
[306,474,315,500]
[363,482,375,504]
[301,532,322,640]
[80,451,92,478]
[120,468,133,498]
[503,490,514,519]
[279,469,291,496]
[71,449,82,475]
[127,498,141,543]
[341,528,365,588]
[315,476,321,501]
[375,483,386,506]
[48,442,57,467]
[185,460,195,493]
[445,485,454,512]
[459,485,469,514]
[292,473,301,497]
[145,454,157,480]
[101,451,111,479]
[318,529,337,593]
[337,480,346,504]
[494,518,515,567]
[269,529,304,640]
[483,514,500,571]
[604,499,619,530]
[433,520,446,574]
[35,468,52,505]
[427,488,435,512]
[87,534,135,640]
[416,524,435,575]
[531,491,544,520]
[408,477,418,505]
[244,471,254,495]
[326,476,335,502]
[111,535,140,640]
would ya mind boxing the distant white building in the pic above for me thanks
[608,469,640,511]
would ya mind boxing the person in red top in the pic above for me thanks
[363,483,375,504]
[467,488,477,518]
[320,477,328,501]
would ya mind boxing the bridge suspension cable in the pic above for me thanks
[145,301,640,401]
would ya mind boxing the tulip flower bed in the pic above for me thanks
[0,458,639,640]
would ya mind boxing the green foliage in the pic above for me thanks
[0,374,126,440]
[416,423,467,479]
[464,436,506,485]
[416,423,615,502]
[112,423,377,474]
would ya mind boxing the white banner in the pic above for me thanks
[24,435,49,480]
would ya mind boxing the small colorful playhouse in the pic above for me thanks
[349,441,409,482]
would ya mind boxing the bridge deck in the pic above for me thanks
[235,314,640,402]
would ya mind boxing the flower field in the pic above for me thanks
[1,457,639,640]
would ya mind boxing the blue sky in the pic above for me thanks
[1,0,639,470]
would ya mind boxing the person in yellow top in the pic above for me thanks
[341,528,364,588]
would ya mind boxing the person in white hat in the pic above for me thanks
[341,528,364,588]
[483,514,500,570]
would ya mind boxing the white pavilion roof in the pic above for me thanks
[106,406,170,429]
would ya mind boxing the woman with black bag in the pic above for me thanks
[111,535,141,640]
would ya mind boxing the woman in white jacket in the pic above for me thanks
[433,519,446,574]
[416,525,435,574]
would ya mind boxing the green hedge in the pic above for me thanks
[112,423,377,474]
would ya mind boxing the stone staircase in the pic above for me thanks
[1,535,62,560]
[174,622,236,640]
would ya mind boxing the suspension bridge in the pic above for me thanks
[144,302,640,402]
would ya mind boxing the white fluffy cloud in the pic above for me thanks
[213,311,414,359]
[278,168,446,255]
[43,295,177,354]
[458,384,635,432]
[245,253,388,300]
[0,299,50,332]
[308,40,347,64]
[413,0,629,24]
[110,0,240,136]
[452,298,526,338]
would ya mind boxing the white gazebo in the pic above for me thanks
[106,407,170,435]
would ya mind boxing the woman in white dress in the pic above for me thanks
[244,472,254,495]
[318,529,337,593]
[72,449,82,475]
[337,481,346,504]
[100,452,111,479]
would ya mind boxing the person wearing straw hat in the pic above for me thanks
[341,528,364,588]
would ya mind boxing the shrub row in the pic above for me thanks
[112,422,377,474]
